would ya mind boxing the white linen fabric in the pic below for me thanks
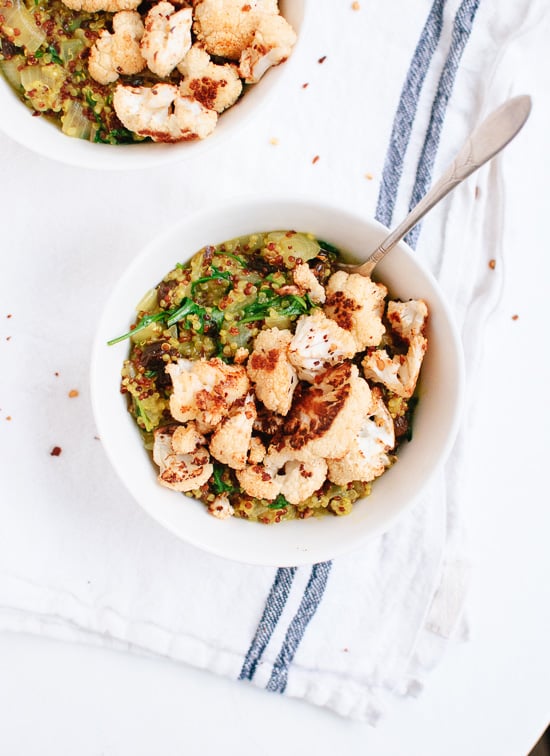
[0,0,545,723]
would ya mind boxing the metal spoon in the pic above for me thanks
[338,94,532,277]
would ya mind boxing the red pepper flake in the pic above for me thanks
[511,314,519,320]
[50,446,62,456]
[13,27,20,35]
[488,259,496,270]
[68,389,79,398]
[318,55,327,64]
[6,416,12,421]
[54,372,59,377]
[312,155,320,164]
[302,82,309,89]
[6,314,12,319]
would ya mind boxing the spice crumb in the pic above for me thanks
[54,372,59,377]
[511,314,519,320]
[68,389,79,398]
[6,314,12,319]
[475,186,481,199]
[94,435,100,441]
[6,416,12,421]
[269,137,279,145]
[365,172,373,180]
[50,446,62,457]
[351,1,360,9]
[302,82,309,89]
[488,259,496,270]
[6,336,11,341]
[318,55,327,64]
[312,155,320,164]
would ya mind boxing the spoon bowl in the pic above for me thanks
[338,94,532,277]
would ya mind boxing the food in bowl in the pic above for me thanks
[109,230,428,524]
[0,0,296,143]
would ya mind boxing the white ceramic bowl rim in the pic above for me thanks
[91,195,465,566]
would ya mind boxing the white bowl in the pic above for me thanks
[91,197,465,566]
[0,1,306,170]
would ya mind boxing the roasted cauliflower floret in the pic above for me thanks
[61,0,140,11]
[88,11,145,85]
[140,2,192,78]
[288,309,357,383]
[113,83,217,142]
[178,45,242,113]
[275,362,372,462]
[387,299,429,338]
[327,388,395,485]
[248,436,266,464]
[239,13,297,83]
[324,271,387,351]
[236,450,327,505]
[246,327,298,416]
[208,494,234,520]
[166,357,250,428]
[209,393,256,470]
[292,263,326,304]
[171,421,206,454]
[278,458,327,505]
[192,0,279,60]
[362,299,428,399]
[236,459,280,501]
[153,427,213,492]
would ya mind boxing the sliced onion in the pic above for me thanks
[61,100,92,140]
[0,1,46,53]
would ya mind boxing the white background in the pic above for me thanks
[1,2,549,754]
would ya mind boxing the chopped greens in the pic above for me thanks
[240,290,312,324]
[211,464,239,495]
[107,312,167,346]
[267,494,290,510]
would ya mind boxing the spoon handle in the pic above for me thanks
[354,94,532,276]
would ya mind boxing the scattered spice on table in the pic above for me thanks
[352,1,361,9]
[475,186,481,199]
[318,55,327,64]
[68,389,79,398]
[269,137,279,145]
[50,446,62,457]
[365,172,373,180]
[488,259,496,269]
[312,155,320,164]
[5,416,12,421]
[512,314,519,320]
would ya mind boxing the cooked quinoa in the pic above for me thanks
[110,231,426,523]
[0,0,296,143]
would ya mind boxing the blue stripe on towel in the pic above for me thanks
[239,567,298,681]
[404,0,481,249]
[375,0,446,227]
[266,561,332,694]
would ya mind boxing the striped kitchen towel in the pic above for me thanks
[0,0,545,723]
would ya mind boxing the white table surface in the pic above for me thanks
[1,8,550,756]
